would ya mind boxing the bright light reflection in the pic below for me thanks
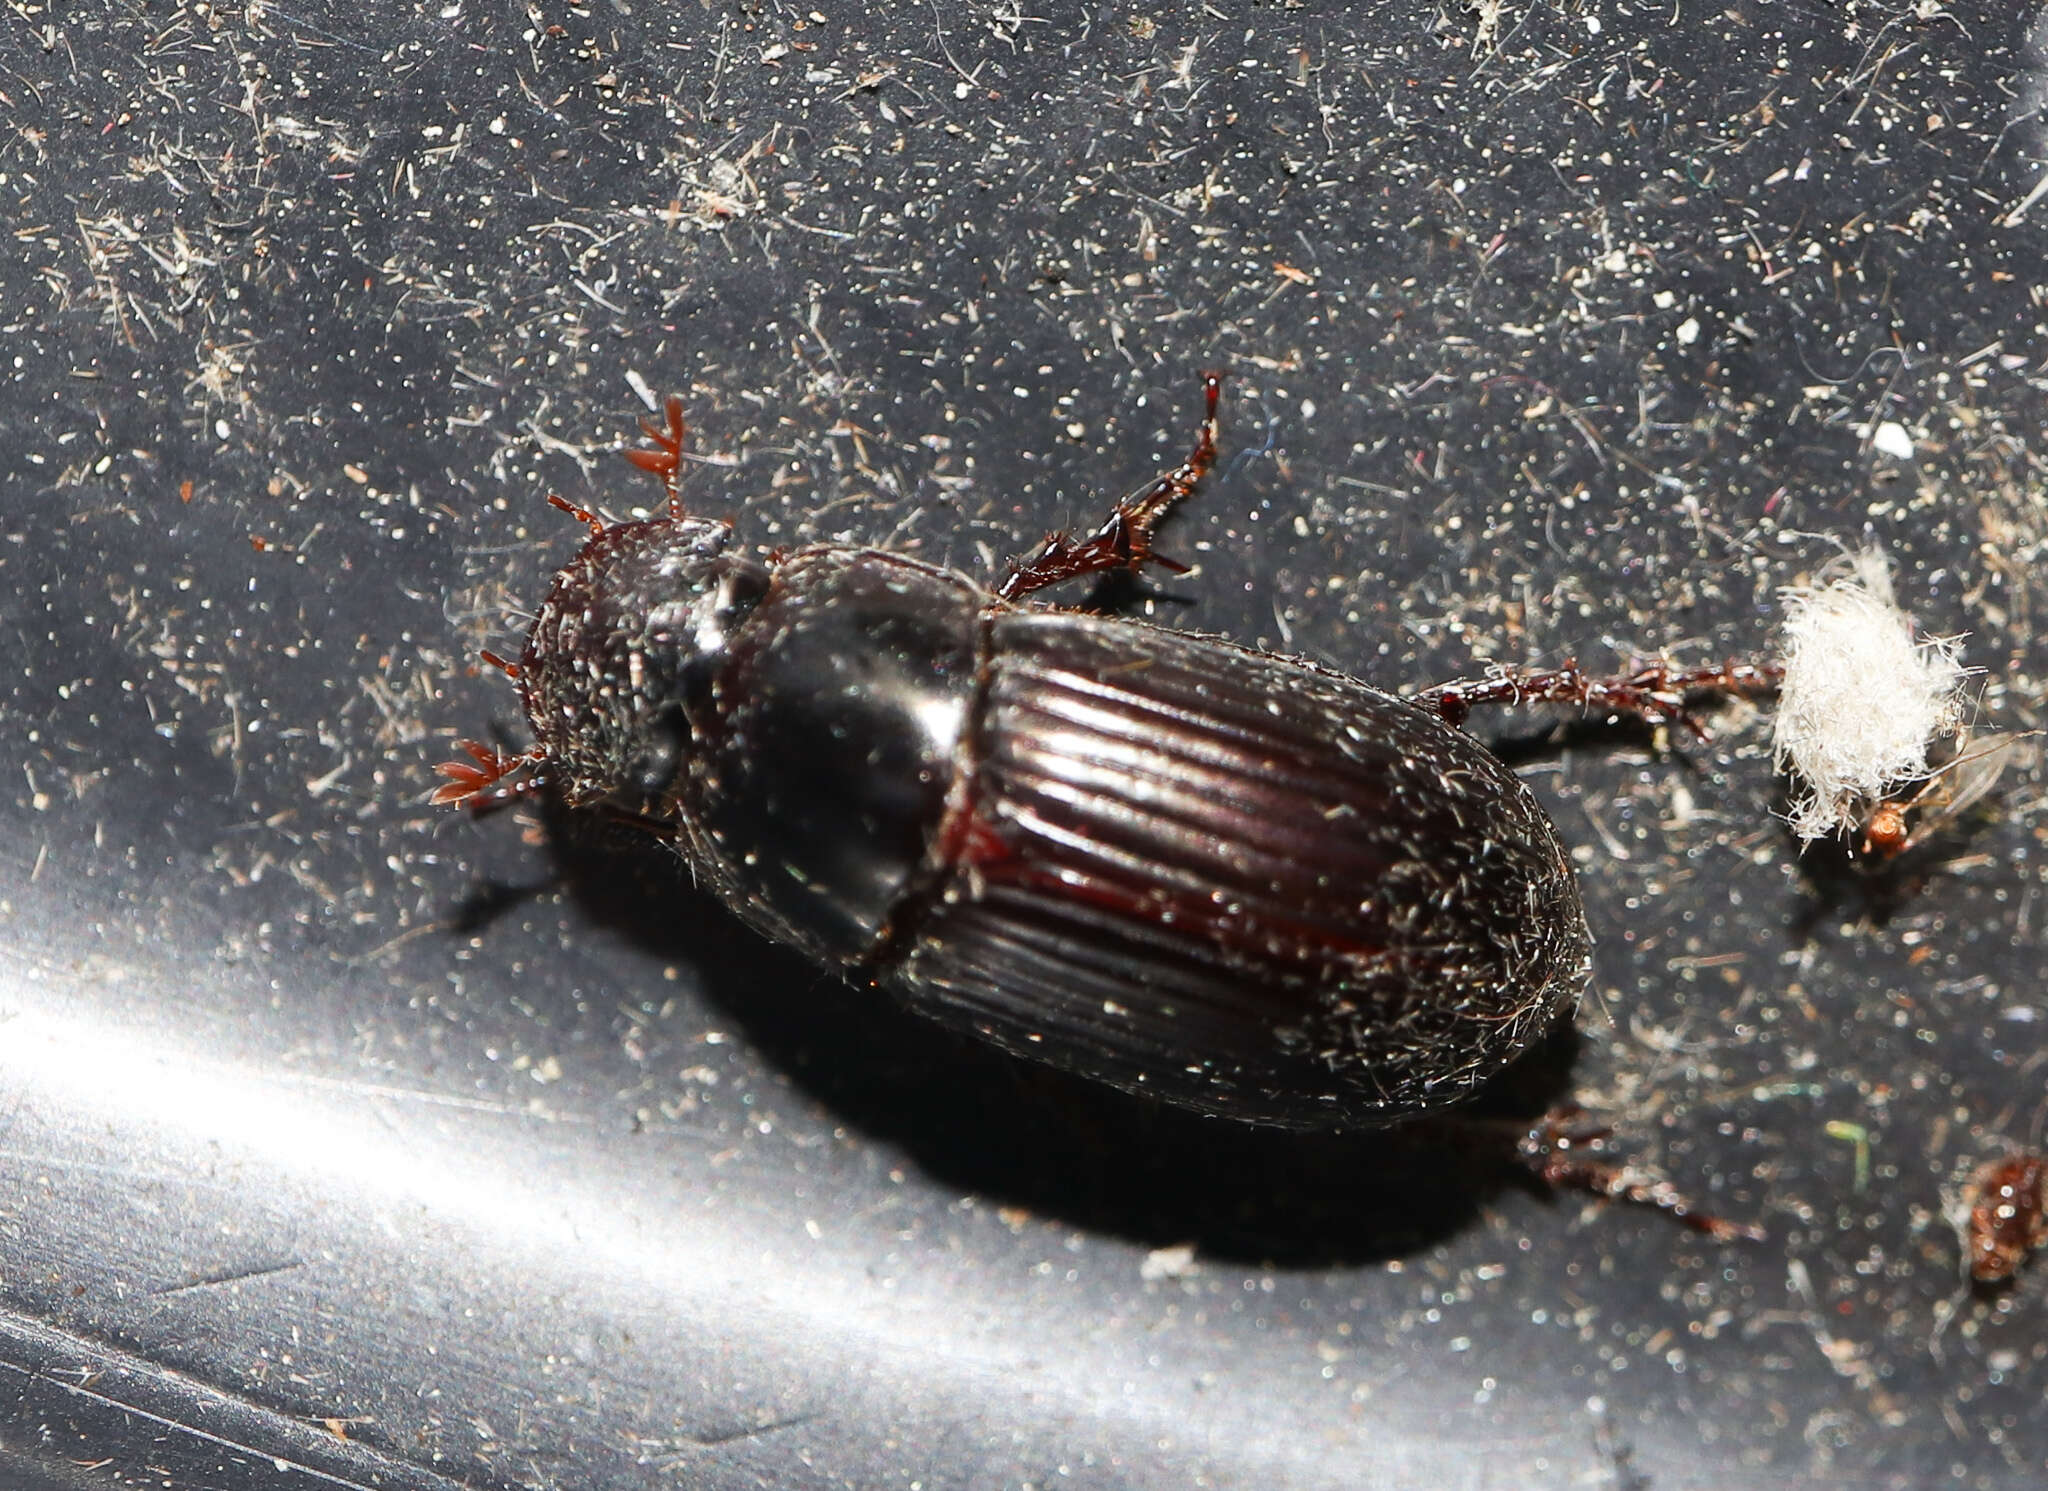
[0,983,1360,1481]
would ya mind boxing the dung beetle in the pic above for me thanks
[439,379,1776,1145]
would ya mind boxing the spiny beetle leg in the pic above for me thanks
[999,372,1223,602]
[1421,659,1783,734]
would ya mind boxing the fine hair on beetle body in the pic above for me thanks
[439,376,1781,1241]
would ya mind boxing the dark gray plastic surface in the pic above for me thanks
[4,3,2045,1487]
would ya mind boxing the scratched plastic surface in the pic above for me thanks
[3,4,2046,1488]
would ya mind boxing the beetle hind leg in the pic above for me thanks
[1519,1104,1766,1243]
[1421,659,1783,734]
[998,372,1223,602]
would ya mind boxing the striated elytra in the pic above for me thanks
[439,381,1593,1130]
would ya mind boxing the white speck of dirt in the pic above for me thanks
[1140,1243,1198,1281]
[1772,547,1967,842]
[1870,420,1915,459]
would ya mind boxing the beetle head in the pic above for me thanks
[518,515,770,810]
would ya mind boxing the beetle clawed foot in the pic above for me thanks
[1519,1104,1766,1244]
[432,739,547,811]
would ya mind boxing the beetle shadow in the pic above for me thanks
[1781,833,1925,934]
[1472,714,1691,769]
[1072,567,1199,617]
[542,808,1587,1269]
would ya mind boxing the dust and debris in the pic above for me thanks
[1771,547,1968,843]
[1139,1242,1198,1281]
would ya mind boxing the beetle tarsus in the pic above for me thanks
[1520,1105,1765,1244]
[999,372,1223,601]
[1422,659,1784,737]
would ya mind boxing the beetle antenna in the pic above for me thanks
[432,739,547,811]
[624,394,689,521]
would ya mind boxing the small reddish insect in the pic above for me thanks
[1857,731,2030,861]
[1964,1151,2047,1284]
[439,381,1778,1237]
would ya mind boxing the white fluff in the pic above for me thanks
[1772,548,1967,842]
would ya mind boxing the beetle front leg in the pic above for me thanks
[998,372,1223,602]
[1419,659,1783,734]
